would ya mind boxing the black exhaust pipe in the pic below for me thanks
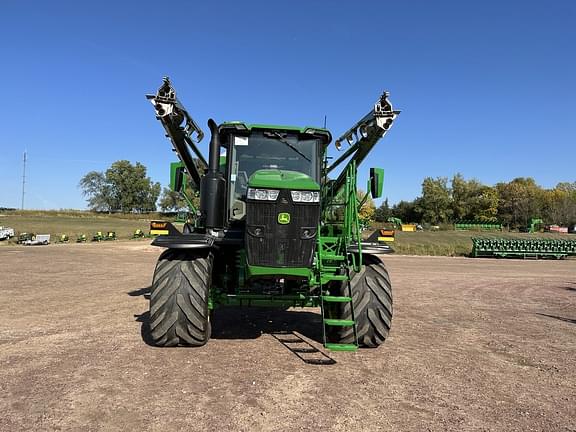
[207,119,221,173]
[200,119,226,229]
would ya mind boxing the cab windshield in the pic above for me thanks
[228,130,319,219]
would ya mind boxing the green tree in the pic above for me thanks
[543,182,576,225]
[451,173,484,220]
[358,190,376,226]
[496,177,544,229]
[474,186,500,222]
[374,198,392,222]
[391,198,422,223]
[79,160,161,212]
[418,177,452,224]
[158,187,187,212]
[78,171,115,212]
[451,174,499,222]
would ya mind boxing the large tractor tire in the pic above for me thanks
[330,254,393,348]
[149,249,213,347]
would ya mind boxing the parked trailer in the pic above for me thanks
[17,232,34,244]
[0,226,15,240]
[472,237,576,259]
[23,234,51,246]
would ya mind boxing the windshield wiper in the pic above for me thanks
[267,132,311,162]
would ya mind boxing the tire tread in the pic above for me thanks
[149,249,212,347]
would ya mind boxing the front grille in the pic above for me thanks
[246,190,319,267]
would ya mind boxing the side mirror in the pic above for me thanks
[369,168,384,199]
[171,163,186,192]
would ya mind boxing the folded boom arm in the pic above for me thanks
[146,77,207,187]
[325,92,399,197]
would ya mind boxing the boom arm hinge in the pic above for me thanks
[146,77,207,187]
[325,92,400,196]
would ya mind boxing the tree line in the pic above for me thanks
[375,175,576,229]
[79,162,575,229]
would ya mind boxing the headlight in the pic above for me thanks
[247,188,279,201]
[291,190,320,203]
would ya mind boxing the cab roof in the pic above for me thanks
[219,121,332,146]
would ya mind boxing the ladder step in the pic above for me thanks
[322,254,346,261]
[324,275,348,281]
[323,319,355,326]
[324,343,358,352]
[322,296,352,303]
[320,237,339,242]
[321,265,341,271]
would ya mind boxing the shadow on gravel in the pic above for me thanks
[270,331,336,365]
[129,289,335,363]
[133,311,155,346]
[537,313,576,325]
[211,307,322,342]
[212,308,336,365]
[128,286,150,299]
[128,286,154,346]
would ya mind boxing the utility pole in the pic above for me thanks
[21,151,26,210]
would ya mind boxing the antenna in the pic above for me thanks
[21,151,26,210]
[323,115,327,129]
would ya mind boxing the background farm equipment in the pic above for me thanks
[386,217,418,232]
[104,231,117,241]
[76,234,87,243]
[472,237,576,259]
[23,234,50,246]
[455,220,502,231]
[149,220,171,236]
[547,225,569,234]
[367,228,396,244]
[0,226,15,241]
[92,232,104,242]
[132,229,146,239]
[57,234,69,243]
[17,232,34,244]
[146,77,399,351]
[527,218,544,233]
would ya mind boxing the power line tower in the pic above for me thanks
[21,151,27,210]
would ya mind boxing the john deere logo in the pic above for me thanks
[278,212,291,224]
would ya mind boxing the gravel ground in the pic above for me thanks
[0,242,575,432]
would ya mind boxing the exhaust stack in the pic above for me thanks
[200,119,226,229]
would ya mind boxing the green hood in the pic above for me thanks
[248,169,319,190]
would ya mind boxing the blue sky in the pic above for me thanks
[0,1,574,209]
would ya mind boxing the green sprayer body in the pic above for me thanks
[145,78,399,350]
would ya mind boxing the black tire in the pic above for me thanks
[149,248,213,347]
[329,254,393,347]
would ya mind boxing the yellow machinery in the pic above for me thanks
[149,220,170,236]
[377,228,395,242]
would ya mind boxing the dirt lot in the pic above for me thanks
[0,243,574,432]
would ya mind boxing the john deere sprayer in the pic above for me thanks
[146,78,399,351]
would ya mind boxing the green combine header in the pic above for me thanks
[455,221,502,231]
[472,237,576,259]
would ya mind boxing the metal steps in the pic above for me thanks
[318,237,359,352]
